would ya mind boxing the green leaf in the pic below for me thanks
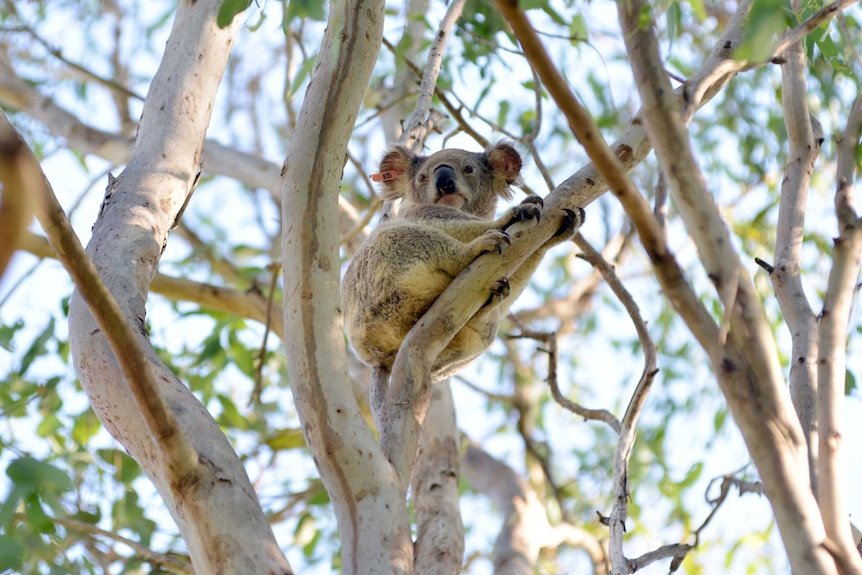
[7,457,73,495]
[264,428,306,451]
[679,462,704,488]
[217,395,249,430]
[0,320,24,352]
[72,409,102,445]
[36,414,63,438]
[569,14,588,42]
[816,34,839,59]
[217,0,250,28]
[112,492,156,545]
[25,494,55,534]
[688,0,707,21]
[0,485,27,527]
[496,100,510,129]
[290,54,318,97]
[196,330,223,365]
[97,449,142,484]
[0,534,24,572]
[667,2,681,43]
[846,370,857,395]
[228,332,255,377]
[286,0,326,24]
[738,0,791,62]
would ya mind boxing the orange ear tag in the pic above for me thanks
[370,170,397,182]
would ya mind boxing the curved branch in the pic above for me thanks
[54,516,193,574]
[575,234,658,574]
[0,54,281,198]
[16,231,284,339]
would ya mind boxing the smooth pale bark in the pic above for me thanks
[281,1,413,574]
[67,2,292,573]
[412,384,464,575]
[816,93,862,574]
[775,30,821,491]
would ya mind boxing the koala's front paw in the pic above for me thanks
[505,196,544,229]
[553,207,585,239]
[476,229,511,256]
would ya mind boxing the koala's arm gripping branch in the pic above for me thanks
[380,209,581,483]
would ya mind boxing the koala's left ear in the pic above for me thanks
[374,147,419,201]
[485,141,522,199]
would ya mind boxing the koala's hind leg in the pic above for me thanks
[369,366,390,432]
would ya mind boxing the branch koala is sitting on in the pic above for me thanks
[341,141,583,413]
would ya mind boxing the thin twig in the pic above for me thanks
[758,0,861,70]
[507,316,622,434]
[251,263,281,405]
[575,232,658,574]
[400,0,468,152]
[52,516,193,574]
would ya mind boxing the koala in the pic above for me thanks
[341,141,583,418]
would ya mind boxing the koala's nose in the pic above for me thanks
[433,165,456,197]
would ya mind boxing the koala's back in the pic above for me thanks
[342,216,479,370]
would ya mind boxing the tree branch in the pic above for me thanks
[400,0,467,153]
[281,1,414,574]
[575,234,658,574]
[411,384,464,575]
[0,58,286,197]
[16,231,284,338]
[65,2,293,572]
[53,516,193,574]
[772,6,822,490]
[816,90,862,573]
[617,1,841,573]
[507,317,621,433]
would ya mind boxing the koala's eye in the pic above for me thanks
[463,165,474,174]
[418,174,428,183]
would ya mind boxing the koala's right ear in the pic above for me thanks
[373,147,419,201]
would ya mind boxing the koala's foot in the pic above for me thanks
[554,207,585,239]
[504,196,544,230]
[473,229,511,257]
[485,277,511,306]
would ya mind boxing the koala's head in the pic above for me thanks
[375,141,522,219]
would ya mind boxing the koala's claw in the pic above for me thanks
[507,201,542,229]
[554,207,585,239]
[520,195,544,209]
[478,229,511,255]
